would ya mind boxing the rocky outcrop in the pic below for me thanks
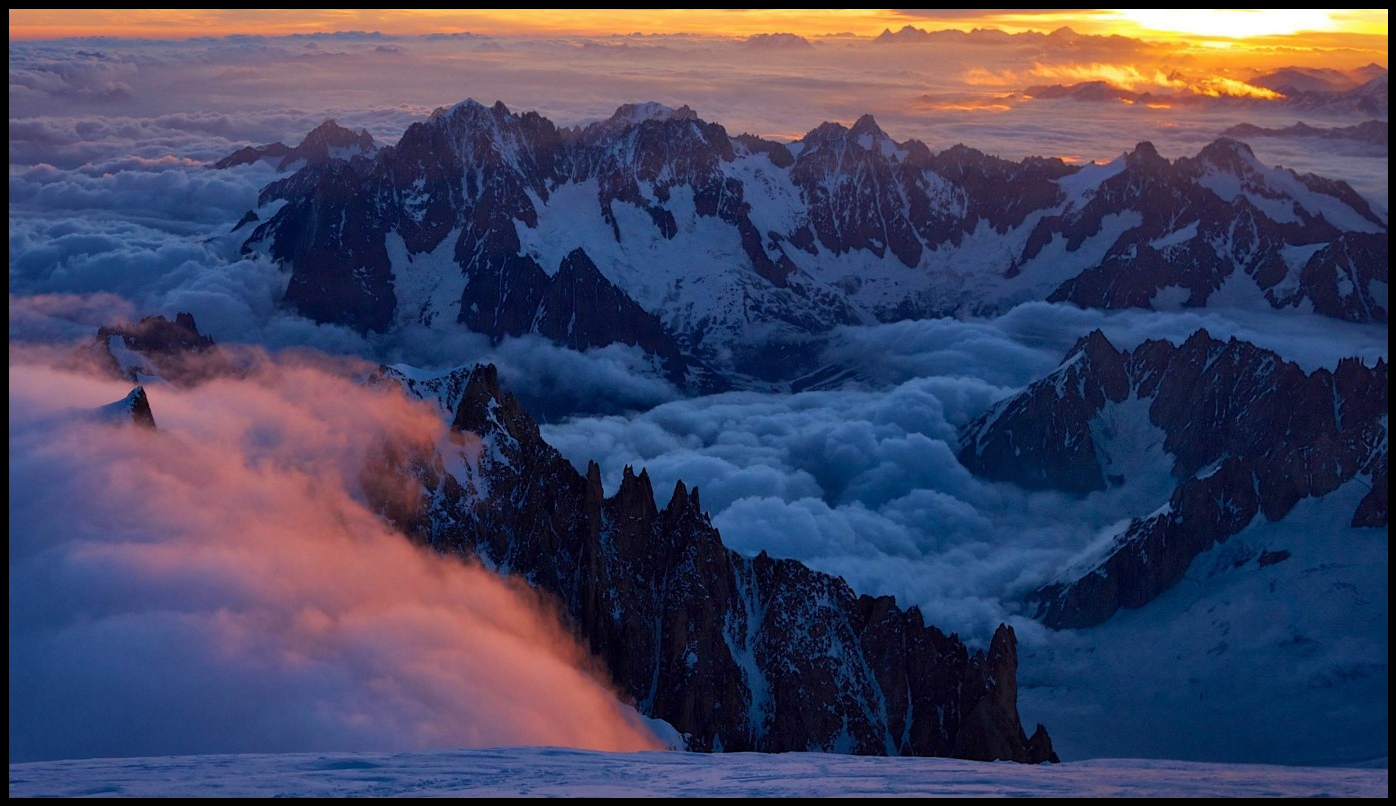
[952,625,1055,762]
[93,312,228,385]
[960,329,1388,628]
[375,363,1055,762]
[262,159,399,332]
[468,247,714,388]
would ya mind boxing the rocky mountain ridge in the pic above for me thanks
[88,316,1056,762]
[376,361,1055,760]
[221,101,1387,385]
[959,329,1388,628]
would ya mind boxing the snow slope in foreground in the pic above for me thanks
[1021,481,1389,766]
[7,748,1387,798]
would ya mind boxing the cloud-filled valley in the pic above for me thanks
[9,28,1388,769]
[543,301,1387,645]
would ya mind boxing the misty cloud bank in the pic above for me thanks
[8,353,661,763]
[9,33,1389,198]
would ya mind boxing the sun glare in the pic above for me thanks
[1114,9,1338,40]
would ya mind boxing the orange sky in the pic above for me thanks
[7,9,1389,51]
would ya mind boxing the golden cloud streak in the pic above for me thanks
[969,62,1286,100]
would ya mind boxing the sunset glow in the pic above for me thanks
[7,8,1388,53]
[1114,8,1345,39]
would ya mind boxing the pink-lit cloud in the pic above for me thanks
[8,350,662,762]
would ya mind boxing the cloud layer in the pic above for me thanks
[8,353,660,762]
[9,33,1388,184]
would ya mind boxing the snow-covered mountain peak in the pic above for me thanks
[95,386,157,429]
[959,328,1388,629]
[1123,140,1168,171]
[576,102,705,147]
[300,119,372,148]
[214,118,378,171]
[1188,136,1384,232]
[1196,136,1260,170]
[800,118,868,145]
[429,97,495,121]
[1192,137,1280,194]
[296,119,378,163]
[407,97,556,178]
[796,114,906,162]
[848,112,886,139]
[425,98,518,131]
[610,101,697,127]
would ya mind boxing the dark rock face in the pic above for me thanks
[261,160,399,332]
[468,247,714,389]
[214,141,291,170]
[94,312,228,385]
[1297,232,1389,323]
[247,102,724,387]
[98,311,214,356]
[1353,444,1388,528]
[952,625,1057,763]
[959,330,1128,494]
[960,330,1388,628]
[792,116,929,267]
[374,363,1055,762]
[228,103,1386,386]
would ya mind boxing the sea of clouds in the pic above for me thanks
[9,32,1388,763]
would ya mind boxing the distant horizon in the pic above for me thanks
[9,8,1388,53]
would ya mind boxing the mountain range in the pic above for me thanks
[222,102,1387,387]
[1221,120,1387,151]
